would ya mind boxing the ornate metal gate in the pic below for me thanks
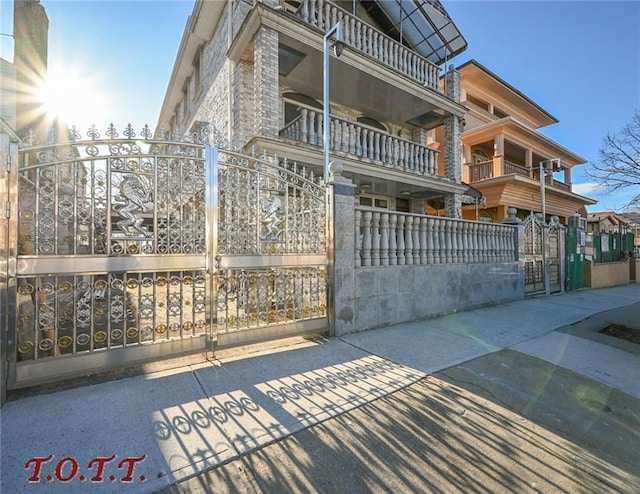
[522,212,565,295]
[523,212,545,294]
[2,125,327,391]
[211,148,327,348]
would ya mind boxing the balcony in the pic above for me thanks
[280,107,440,178]
[295,0,441,91]
[466,157,572,191]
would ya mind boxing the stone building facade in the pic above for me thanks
[157,0,471,218]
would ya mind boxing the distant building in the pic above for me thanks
[13,0,49,139]
[587,211,632,234]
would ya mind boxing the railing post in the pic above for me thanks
[404,216,414,265]
[396,215,405,265]
[413,217,422,264]
[371,211,380,266]
[388,213,397,266]
[361,210,372,267]
[426,217,435,264]
[380,212,389,266]
[354,209,362,266]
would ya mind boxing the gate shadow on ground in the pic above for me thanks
[167,374,638,494]
[149,339,425,485]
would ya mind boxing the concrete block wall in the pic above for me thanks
[331,170,524,337]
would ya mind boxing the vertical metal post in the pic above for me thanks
[539,161,546,222]
[1,134,19,404]
[205,145,219,355]
[323,21,343,184]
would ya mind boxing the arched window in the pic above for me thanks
[282,92,322,125]
[356,116,387,132]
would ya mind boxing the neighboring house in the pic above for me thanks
[157,0,473,218]
[587,211,632,234]
[433,60,596,224]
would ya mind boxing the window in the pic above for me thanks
[356,116,387,132]
[466,94,489,112]
[493,107,508,119]
[282,92,322,126]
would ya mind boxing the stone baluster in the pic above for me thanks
[419,217,428,264]
[374,132,380,161]
[355,125,362,156]
[323,2,330,29]
[300,108,308,144]
[341,120,349,153]
[434,217,443,263]
[347,123,356,154]
[442,218,450,263]
[476,222,484,263]
[363,128,370,158]
[456,219,464,263]
[388,213,397,266]
[333,118,341,152]
[330,4,337,26]
[461,221,470,263]
[367,128,374,160]
[361,210,372,267]
[372,31,378,59]
[481,223,489,263]
[329,118,339,151]
[426,217,434,264]
[315,111,323,145]
[355,209,362,266]
[404,216,414,265]
[491,224,498,262]
[307,110,316,145]
[472,222,480,263]
[380,213,389,266]
[380,135,387,164]
[414,217,423,264]
[301,0,309,22]
[450,220,458,263]
[396,215,405,265]
[371,212,380,266]
[392,138,399,167]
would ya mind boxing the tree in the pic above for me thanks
[587,110,640,208]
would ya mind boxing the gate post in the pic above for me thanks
[205,145,219,355]
[1,132,20,405]
[326,161,357,337]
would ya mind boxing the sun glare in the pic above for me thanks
[37,67,110,129]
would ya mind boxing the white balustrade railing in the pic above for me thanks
[355,208,517,267]
[296,0,441,91]
[280,107,440,177]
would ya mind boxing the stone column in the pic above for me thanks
[444,65,462,218]
[253,25,280,139]
[327,161,357,336]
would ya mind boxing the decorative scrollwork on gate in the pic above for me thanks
[15,124,209,364]
[215,150,327,334]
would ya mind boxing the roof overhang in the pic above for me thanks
[456,59,558,128]
[462,117,586,167]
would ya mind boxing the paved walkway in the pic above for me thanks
[1,284,639,493]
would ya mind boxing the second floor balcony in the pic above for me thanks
[465,156,572,192]
[279,106,440,178]
[294,0,444,91]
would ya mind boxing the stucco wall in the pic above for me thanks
[585,260,630,289]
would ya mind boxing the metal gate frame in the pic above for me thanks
[522,212,565,296]
[1,124,328,395]
[210,147,328,349]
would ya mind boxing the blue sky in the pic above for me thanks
[1,0,638,211]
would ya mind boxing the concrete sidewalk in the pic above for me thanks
[1,284,639,493]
